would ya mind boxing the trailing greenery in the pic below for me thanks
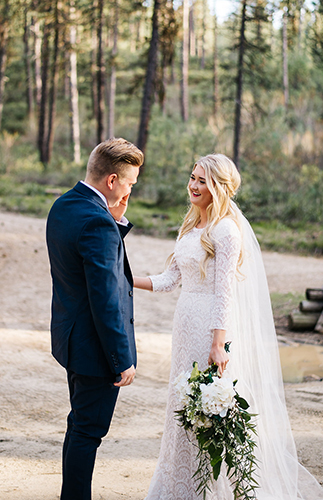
[174,354,258,499]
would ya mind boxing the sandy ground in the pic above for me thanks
[1,211,323,499]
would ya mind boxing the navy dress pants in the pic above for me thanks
[60,370,119,500]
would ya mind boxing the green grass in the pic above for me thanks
[0,175,69,217]
[252,221,323,256]
[0,174,322,256]
[126,199,186,238]
[270,292,304,319]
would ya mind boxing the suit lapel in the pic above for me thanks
[73,181,110,214]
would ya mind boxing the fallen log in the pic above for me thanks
[315,310,323,334]
[306,288,323,301]
[288,309,321,330]
[299,300,323,313]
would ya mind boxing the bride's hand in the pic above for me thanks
[208,329,229,377]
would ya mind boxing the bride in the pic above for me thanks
[134,153,323,499]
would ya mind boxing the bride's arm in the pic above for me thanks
[134,276,153,290]
[209,221,242,372]
[134,256,181,293]
[212,223,241,331]
[149,256,181,292]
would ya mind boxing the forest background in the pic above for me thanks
[0,0,323,255]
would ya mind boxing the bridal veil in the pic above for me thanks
[227,206,323,499]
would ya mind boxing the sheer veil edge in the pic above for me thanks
[229,205,323,500]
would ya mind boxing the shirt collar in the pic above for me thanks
[81,181,108,209]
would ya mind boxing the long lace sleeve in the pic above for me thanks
[212,220,241,330]
[149,257,181,293]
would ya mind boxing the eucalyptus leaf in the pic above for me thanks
[212,458,222,480]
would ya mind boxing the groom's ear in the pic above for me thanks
[106,173,118,190]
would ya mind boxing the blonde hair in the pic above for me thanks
[178,153,243,279]
[87,137,144,181]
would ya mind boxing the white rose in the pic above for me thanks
[173,371,192,405]
[200,377,235,417]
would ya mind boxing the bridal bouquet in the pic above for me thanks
[174,346,258,500]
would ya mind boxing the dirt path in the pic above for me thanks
[0,211,323,499]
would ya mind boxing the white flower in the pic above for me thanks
[193,416,213,430]
[200,377,235,417]
[173,371,192,405]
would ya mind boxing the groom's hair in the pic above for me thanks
[87,138,144,181]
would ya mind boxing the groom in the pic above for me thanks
[46,138,144,500]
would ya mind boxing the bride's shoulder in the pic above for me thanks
[212,217,241,240]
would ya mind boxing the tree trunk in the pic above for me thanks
[38,18,50,164]
[137,0,160,156]
[64,29,70,100]
[297,0,304,52]
[96,0,105,143]
[45,0,61,164]
[299,300,323,313]
[233,0,247,170]
[315,310,323,334]
[189,3,195,57]
[107,0,118,138]
[0,22,8,131]
[170,58,175,84]
[282,8,289,113]
[91,0,98,124]
[135,16,141,50]
[200,0,206,69]
[158,58,167,114]
[69,0,81,163]
[23,7,34,122]
[213,2,218,118]
[180,0,189,122]
[33,19,42,110]
[129,17,136,53]
[306,289,323,301]
[288,309,321,330]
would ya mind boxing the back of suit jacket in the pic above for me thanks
[46,181,136,379]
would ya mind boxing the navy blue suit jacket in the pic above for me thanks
[46,181,136,379]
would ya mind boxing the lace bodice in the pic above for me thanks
[149,218,241,331]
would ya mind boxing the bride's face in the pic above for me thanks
[188,164,213,210]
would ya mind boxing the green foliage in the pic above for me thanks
[0,0,322,257]
[125,198,184,238]
[0,175,59,217]
[141,111,217,207]
[252,220,323,255]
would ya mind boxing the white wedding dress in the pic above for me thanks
[145,213,323,500]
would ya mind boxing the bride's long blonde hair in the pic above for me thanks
[177,153,243,279]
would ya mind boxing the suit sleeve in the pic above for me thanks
[77,214,133,374]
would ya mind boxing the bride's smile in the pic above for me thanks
[188,164,213,210]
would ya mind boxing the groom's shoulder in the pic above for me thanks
[49,182,102,215]
[47,183,115,231]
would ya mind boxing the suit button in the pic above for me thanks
[130,318,134,324]
[129,290,133,297]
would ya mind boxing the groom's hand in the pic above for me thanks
[109,194,129,222]
[114,364,136,387]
